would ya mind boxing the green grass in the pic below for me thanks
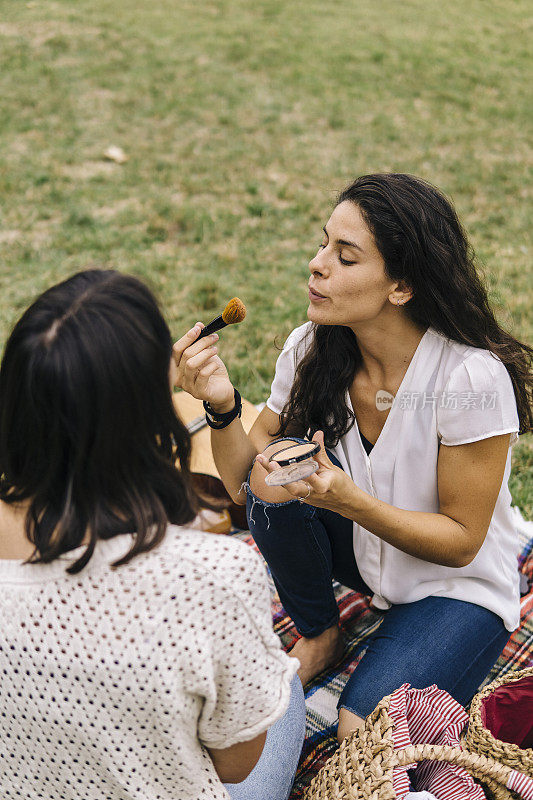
[0,0,531,515]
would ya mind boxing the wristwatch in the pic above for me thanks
[203,389,242,429]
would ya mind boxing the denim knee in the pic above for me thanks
[243,440,318,531]
[244,478,316,532]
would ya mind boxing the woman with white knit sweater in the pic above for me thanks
[0,270,304,800]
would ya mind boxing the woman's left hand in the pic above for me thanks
[255,431,363,514]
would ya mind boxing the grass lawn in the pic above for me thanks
[0,0,531,514]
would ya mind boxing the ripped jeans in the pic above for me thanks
[244,442,510,719]
[245,441,371,637]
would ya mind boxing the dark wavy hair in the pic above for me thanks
[277,173,533,447]
[0,270,201,573]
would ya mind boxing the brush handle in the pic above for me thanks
[198,315,228,339]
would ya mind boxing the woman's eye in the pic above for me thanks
[340,255,356,266]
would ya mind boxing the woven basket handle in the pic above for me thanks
[392,744,533,799]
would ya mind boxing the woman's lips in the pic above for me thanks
[308,286,328,301]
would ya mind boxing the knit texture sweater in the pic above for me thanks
[0,527,298,799]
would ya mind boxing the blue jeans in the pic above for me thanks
[224,674,306,800]
[245,446,510,719]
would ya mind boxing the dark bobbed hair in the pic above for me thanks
[0,270,200,573]
[278,173,532,446]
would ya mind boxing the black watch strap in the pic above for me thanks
[204,389,242,429]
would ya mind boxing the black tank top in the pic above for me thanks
[359,430,374,456]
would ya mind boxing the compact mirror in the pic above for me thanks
[264,440,320,486]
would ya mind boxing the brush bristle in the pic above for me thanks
[221,297,246,325]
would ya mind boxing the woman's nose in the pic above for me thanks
[309,250,327,275]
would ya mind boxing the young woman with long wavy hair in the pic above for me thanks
[176,173,532,742]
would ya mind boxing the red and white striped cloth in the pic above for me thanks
[508,771,533,798]
[386,683,533,800]
[387,683,484,800]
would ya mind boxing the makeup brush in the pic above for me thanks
[198,297,246,339]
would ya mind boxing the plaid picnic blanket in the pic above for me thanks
[230,507,533,798]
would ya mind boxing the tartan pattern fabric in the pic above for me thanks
[230,514,533,799]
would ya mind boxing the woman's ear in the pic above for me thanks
[390,281,414,306]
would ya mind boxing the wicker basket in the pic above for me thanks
[464,667,533,798]
[303,693,533,800]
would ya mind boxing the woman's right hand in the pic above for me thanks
[172,323,235,411]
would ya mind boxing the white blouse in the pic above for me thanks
[267,323,521,631]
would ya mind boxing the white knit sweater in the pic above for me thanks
[0,527,298,799]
